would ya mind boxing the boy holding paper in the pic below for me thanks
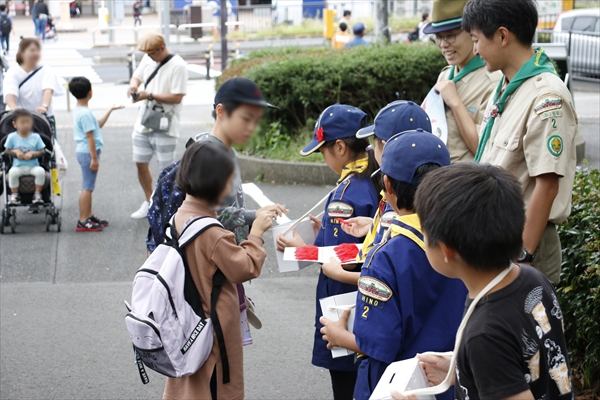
[392,163,572,399]
[320,130,467,400]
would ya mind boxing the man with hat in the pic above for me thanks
[128,31,188,219]
[463,0,577,285]
[345,22,370,48]
[319,130,467,400]
[423,0,501,163]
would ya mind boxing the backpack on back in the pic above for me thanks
[125,216,231,385]
[0,14,11,36]
[408,26,420,42]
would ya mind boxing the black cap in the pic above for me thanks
[214,77,278,109]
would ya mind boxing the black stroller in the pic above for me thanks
[0,110,62,233]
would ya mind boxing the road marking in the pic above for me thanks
[242,183,291,225]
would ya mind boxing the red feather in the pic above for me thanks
[295,245,319,261]
[334,243,360,262]
[316,127,325,142]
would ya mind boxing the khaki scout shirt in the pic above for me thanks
[437,66,502,163]
[480,72,578,224]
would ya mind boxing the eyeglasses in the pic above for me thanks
[434,30,463,45]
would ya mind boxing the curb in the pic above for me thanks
[238,155,337,186]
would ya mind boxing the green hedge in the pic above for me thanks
[219,44,446,133]
[557,168,600,395]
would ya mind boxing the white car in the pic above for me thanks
[552,8,600,77]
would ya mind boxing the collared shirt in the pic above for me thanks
[356,192,397,263]
[312,158,379,372]
[479,72,578,224]
[437,65,502,163]
[345,36,370,48]
[352,214,466,400]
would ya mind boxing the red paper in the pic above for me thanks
[295,245,319,261]
[334,243,359,262]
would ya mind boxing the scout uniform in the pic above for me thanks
[351,131,467,400]
[476,48,578,284]
[300,104,380,374]
[355,100,432,262]
[423,0,502,163]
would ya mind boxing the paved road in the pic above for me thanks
[0,104,336,399]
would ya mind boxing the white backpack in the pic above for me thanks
[125,216,231,385]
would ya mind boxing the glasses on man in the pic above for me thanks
[434,30,463,45]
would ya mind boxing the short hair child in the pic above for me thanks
[69,76,122,232]
[320,131,467,400]
[5,108,46,205]
[413,163,572,399]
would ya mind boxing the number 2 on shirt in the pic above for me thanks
[362,305,369,319]
[333,227,339,237]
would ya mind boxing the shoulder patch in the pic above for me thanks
[380,211,398,229]
[535,94,563,115]
[547,135,563,157]
[327,201,354,218]
[358,276,392,302]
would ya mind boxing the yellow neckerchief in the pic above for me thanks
[389,213,424,250]
[356,191,387,263]
[337,157,369,184]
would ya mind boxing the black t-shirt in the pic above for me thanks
[455,265,573,400]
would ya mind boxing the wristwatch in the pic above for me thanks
[517,247,535,263]
[148,93,154,101]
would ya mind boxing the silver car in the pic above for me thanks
[552,8,600,77]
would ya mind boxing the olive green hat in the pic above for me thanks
[423,0,469,34]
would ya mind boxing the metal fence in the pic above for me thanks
[537,29,600,79]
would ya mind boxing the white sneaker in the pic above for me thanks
[131,201,150,219]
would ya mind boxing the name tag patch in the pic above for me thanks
[360,294,384,309]
[540,110,563,121]
[380,211,398,229]
[534,94,563,115]
[327,202,354,218]
[358,276,392,302]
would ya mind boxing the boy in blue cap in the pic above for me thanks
[345,22,370,47]
[320,130,467,400]
[277,104,380,400]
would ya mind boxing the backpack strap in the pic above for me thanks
[169,216,231,384]
[19,66,43,89]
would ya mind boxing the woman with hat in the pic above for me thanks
[423,0,501,163]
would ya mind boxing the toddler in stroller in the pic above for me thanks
[0,109,61,233]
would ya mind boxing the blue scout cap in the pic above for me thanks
[356,100,432,141]
[300,104,368,156]
[381,129,450,185]
[353,22,366,34]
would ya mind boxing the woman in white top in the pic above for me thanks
[3,38,64,135]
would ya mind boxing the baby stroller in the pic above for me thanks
[46,16,58,41]
[0,110,62,233]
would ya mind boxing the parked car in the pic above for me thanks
[552,8,600,77]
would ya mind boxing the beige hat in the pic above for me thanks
[138,31,165,52]
[423,0,469,34]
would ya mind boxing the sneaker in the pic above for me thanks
[8,193,20,205]
[32,192,44,204]
[90,215,109,227]
[131,201,149,219]
[76,218,103,232]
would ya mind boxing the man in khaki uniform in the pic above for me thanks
[463,0,578,284]
[424,0,501,163]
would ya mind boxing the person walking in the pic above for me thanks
[332,22,351,49]
[133,0,142,26]
[127,31,188,219]
[31,0,39,36]
[3,38,64,136]
[0,5,13,55]
[345,22,369,48]
[33,0,50,42]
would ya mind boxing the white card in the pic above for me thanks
[421,87,448,145]
[369,358,435,400]
[283,243,361,264]
[272,219,316,273]
[319,291,357,358]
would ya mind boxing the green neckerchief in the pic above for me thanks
[447,55,485,82]
[474,48,557,162]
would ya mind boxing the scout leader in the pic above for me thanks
[319,131,467,400]
[463,0,578,284]
[423,0,501,163]
[276,104,380,400]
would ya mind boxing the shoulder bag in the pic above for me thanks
[140,54,175,133]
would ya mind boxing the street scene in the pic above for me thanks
[1,0,600,399]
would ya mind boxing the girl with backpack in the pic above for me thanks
[163,140,274,400]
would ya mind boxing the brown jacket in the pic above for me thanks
[163,199,266,400]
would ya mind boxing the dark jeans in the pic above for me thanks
[329,369,357,400]
[0,34,8,52]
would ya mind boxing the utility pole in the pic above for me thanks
[220,0,228,70]
[374,0,390,43]
[108,0,116,43]
[158,0,171,44]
